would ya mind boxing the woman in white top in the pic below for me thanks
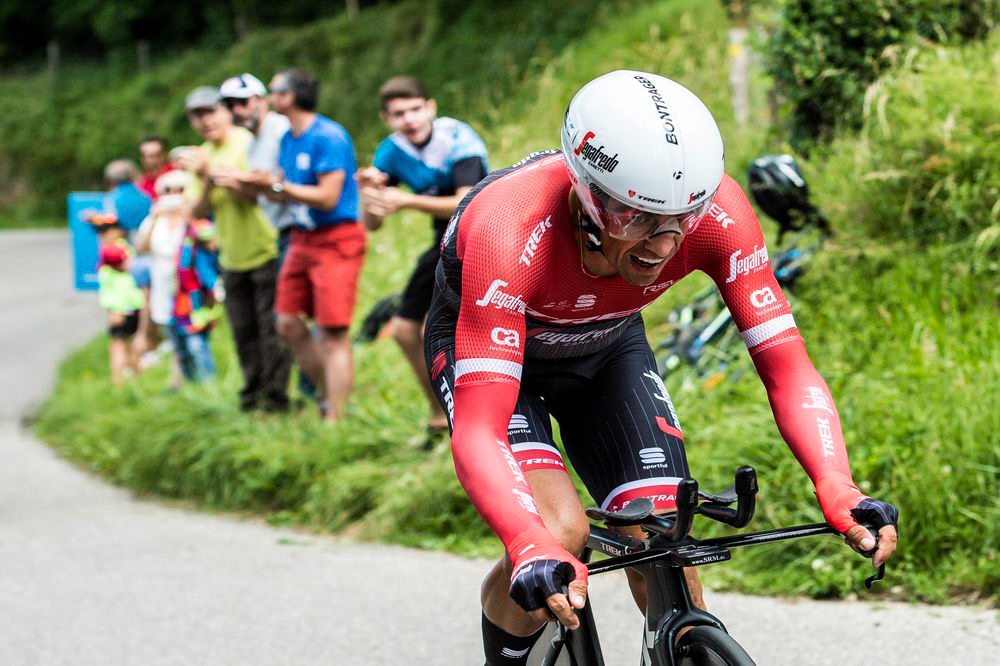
[135,171,192,387]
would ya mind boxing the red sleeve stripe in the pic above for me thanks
[740,313,797,348]
[455,358,523,381]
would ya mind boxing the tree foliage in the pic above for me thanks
[764,0,998,147]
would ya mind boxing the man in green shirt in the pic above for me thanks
[178,86,291,411]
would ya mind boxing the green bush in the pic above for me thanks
[810,31,1000,243]
[764,0,998,146]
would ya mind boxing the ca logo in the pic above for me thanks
[490,327,520,347]
[749,287,777,308]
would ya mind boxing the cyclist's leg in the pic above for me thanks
[546,316,706,612]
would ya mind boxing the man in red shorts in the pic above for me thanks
[255,67,365,422]
[423,70,899,664]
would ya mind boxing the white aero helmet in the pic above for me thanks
[561,70,724,240]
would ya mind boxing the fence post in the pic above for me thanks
[47,41,60,85]
[137,40,151,72]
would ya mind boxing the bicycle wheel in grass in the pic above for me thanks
[675,626,756,666]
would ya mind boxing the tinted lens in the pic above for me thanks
[592,187,714,240]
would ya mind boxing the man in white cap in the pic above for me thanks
[219,73,296,236]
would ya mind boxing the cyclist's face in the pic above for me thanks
[383,97,436,145]
[600,224,685,286]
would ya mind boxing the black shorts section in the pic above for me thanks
[397,242,441,322]
[108,312,140,339]
[424,301,688,510]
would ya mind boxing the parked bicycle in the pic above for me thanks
[532,466,883,665]
[655,155,831,388]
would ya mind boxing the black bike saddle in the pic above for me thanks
[586,497,655,526]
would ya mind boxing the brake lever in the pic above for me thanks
[858,524,886,590]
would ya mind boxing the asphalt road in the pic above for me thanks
[1,229,997,665]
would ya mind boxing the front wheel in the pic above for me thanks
[675,626,756,666]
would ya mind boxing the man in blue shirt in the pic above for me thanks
[253,67,364,423]
[357,76,489,435]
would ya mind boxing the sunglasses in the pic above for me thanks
[223,97,250,110]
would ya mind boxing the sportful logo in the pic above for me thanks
[500,647,532,659]
[574,131,620,173]
[508,413,530,432]
[802,386,834,415]
[639,447,666,465]
[633,75,679,146]
[519,216,553,266]
[490,327,520,347]
[749,287,777,308]
[726,245,770,283]
[573,294,597,310]
[475,279,527,314]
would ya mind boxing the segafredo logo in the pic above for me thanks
[519,216,552,266]
[725,245,769,283]
[574,131,620,173]
[633,75,679,145]
[688,189,706,204]
[475,279,527,314]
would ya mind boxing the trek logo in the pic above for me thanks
[815,417,836,458]
[511,487,539,515]
[508,413,530,433]
[498,439,527,486]
[490,327,520,347]
[638,194,667,205]
[438,377,454,424]
[688,189,706,204]
[519,216,552,266]
[643,280,675,295]
[639,447,666,465]
[749,287,777,308]
[725,245,770,283]
[574,131,620,173]
[573,294,597,310]
[475,279,527,314]
[802,386,834,416]
[634,75,679,145]
[708,202,735,229]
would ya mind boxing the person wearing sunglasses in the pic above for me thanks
[422,70,899,665]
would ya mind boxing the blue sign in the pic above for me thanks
[68,192,108,291]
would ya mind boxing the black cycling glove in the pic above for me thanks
[508,559,576,613]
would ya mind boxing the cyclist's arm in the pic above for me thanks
[449,222,588,589]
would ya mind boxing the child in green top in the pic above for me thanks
[92,215,145,385]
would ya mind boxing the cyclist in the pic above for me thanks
[423,70,899,665]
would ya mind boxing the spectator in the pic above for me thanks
[252,67,364,423]
[177,86,291,411]
[137,136,176,200]
[220,72,318,402]
[103,159,151,232]
[218,73,296,236]
[171,218,224,382]
[135,171,191,388]
[358,76,489,436]
[91,215,143,385]
[95,159,159,364]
